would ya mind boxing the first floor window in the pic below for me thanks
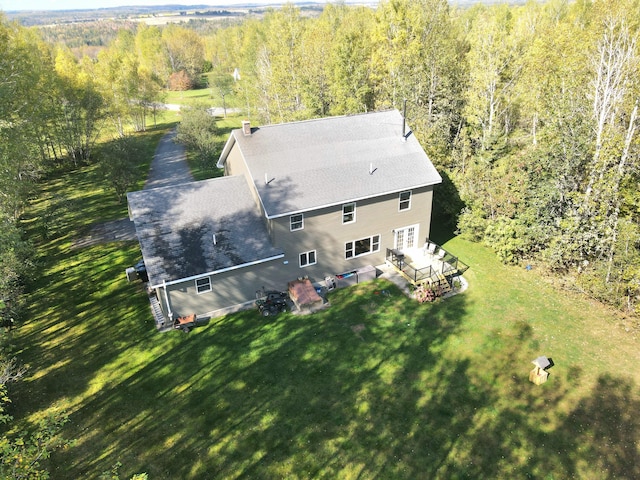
[399,191,412,211]
[196,276,212,294]
[345,234,380,259]
[290,213,304,231]
[299,250,317,267]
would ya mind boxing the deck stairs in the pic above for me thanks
[434,273,452,295]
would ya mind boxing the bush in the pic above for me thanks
[483,216,529,264]
[456,206,487,242]
[168,70,194,91]
[175,105,219,169]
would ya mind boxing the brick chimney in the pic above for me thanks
[242,120,251,136]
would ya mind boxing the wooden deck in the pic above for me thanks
[385,240,469,289]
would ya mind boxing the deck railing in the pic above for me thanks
[441,251,469,277]
[385,240,469,286]
[386,248,437,284]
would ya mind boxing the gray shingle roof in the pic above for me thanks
[127,176,283,286]
[224,109,442,218]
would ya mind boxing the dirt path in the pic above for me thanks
[74,128,192,248]
[73,218,138,248]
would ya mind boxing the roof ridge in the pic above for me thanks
[236,108,399,131]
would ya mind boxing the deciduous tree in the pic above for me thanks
[176,105,219,170]
[98,135,145,202]
[162,25,205,86]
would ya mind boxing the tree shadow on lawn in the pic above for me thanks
[458,320,640,479]
[47,280,472,478]
[42,280,640,479]
[11,242,153,418]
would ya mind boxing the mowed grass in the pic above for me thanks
[10,132,640,478]
[165,86,219,108]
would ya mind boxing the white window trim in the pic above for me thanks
[299,250,317,267]
[345,234,381,259]
[399,190,412,211]
[342,202,356,224]
[290,213,304,231]
[195,276,212,294]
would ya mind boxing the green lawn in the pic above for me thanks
[10,134,640,478]
[164,75,241,111]
[164,87,218,108]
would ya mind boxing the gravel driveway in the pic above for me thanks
[74,127,192,247]
[145,128,193,189]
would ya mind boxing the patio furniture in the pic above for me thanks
[288,278,323,310]
[423,242,437,257]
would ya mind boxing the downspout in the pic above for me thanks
[163,279,173,321]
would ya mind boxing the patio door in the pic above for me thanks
[394,224,419,251]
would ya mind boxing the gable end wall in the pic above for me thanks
[224,142,272,236]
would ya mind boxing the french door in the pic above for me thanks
[394,224,419,250]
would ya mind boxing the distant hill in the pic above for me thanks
[5,1,524,27]
[6,4,263,26]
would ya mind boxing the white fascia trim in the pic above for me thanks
[150,253,285,289]
[216,134,236,168]
[265,182,441,220]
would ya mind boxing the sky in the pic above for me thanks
[3,0,290,12]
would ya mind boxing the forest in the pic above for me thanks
[2,0,638,321]
[1,0,639,476]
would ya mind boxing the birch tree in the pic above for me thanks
[558,7,640,273]
[373,0,464,157]
[94,30,163,134]
[0,18,50,214]
[257,5,305,122]
[328,6,376,115]
[297,4,338,117]
[583,16,637,207]
[135,24,170,87]
[53,46,103,163]
[463,5,521,151]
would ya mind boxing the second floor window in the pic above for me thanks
[290,213,304,231]
[399,191,412,211]
[343,202,356,224]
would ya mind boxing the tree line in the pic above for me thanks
[0,14,199,476]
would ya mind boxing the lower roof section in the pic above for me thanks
[127,176,283,286]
